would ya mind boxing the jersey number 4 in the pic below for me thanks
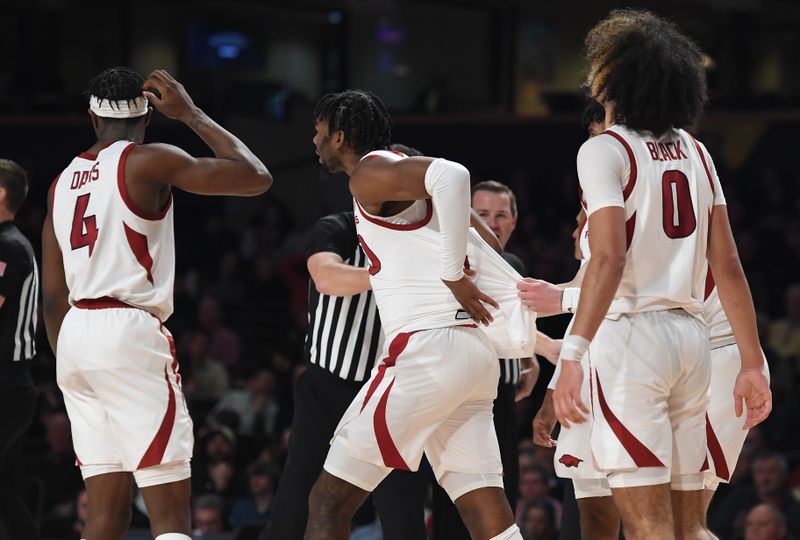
[662,170,696,239]
[71,193,99,256]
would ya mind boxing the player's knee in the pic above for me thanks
[89,505,132,536]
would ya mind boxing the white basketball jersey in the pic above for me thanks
[353,150,536,357]
[583,125,723,318]
[52,140,175,321]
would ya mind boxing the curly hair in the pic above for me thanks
[581,97,605,133]
[585,9,707,135]
[313,90,392,155]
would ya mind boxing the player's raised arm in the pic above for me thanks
[138,70,272,196]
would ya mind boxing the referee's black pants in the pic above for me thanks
[0,382,38,540]
[261,363,427,540]
[431,381,519,540]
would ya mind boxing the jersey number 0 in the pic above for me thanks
[662,170,696,239]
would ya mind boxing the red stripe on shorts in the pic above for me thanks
[706,414,730,480]
[361,330,419,412]
[374,377,410,470]
[595,372,665,467]
[137,366,176,469]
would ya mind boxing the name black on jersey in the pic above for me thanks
[304,212,384,383]
[0,222,38,368]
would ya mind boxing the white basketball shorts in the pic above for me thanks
[703,343,770,490]
[325,325,503,501]
[56,299,193,487]
[589,310,710,489]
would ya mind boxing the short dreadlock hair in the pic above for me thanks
[313,90,392,155]
[585,10,707,135]
[85,67,146,122]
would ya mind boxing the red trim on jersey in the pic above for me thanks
[705,268,716,301]
[75,297,132,309]
[117,143,173,221]
[123,222,155,284]
[602,130,638,201]
[701,456,710,472]
[354,199,433,231]
[357,234,382,276]
[374,377,410,469]
[595,372,665,467]
[49,175,61,212]
[688,135,716,197]
[137,366,176,469]
[625,212,636,250]
[361,330,419,412]
[706,414,730,480]
[78,152,98,161]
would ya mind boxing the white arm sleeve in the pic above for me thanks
[546,357,562,390]
[424,158,471,282]
[576,135,628,217]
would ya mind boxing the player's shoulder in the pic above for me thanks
[577,128,629,163]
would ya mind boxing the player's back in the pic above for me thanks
[51,140,175,320]
[584,124,721,317]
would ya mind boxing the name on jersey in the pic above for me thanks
[645,140,688,162]
[70,163,100,190]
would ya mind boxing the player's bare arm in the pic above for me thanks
[534,333,562,366]
[41,210,70,354]
[515,357,539,401]
[469,209,503,253]
[533,389,557,447]
[707,205,771,428]
[308,252,371,297]
[137,69,272,197]
[554,206,626,427]
[352,155,499,326]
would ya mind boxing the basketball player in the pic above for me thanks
[305,90,533,540]
[529,10,770,540]
[42,67,271,540]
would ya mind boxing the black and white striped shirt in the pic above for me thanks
[304,212,384,382]
[499,251,527,385]
[0,221,38,384]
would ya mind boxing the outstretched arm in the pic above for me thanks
[308,252,371,297]
[137,70,272,196]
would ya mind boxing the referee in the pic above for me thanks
[261,209,427,540]
[0,159,39,540]
[432,180,560,539]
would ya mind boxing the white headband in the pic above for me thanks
[89,95,149,119]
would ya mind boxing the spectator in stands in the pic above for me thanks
[516,466,562,527]
[185,330,230,404]
[193,493,228,535]
[712,452,800,538]
[213,367,281,437]
[230,460,278,530]
[745,504,793,540]
[768,284,800,360]
[197,295,241,368]
[520,501,557,540]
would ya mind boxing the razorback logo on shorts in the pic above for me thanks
[559,454,583,468]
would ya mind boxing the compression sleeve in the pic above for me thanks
[576,134,628,217]
[424,158,471,282]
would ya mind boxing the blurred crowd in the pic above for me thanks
[13,130,800,540]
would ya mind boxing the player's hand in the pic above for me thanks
[442,275,499,326]
[517,278,563,316]
[733,367,772,430]
[533,389,557,447]
[541,338,562,366]
[142,70,198,123]
[515,358,539,401]
[553,360,588,428]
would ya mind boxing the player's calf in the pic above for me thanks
[453,486,519,540]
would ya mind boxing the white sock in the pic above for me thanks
[489,523,522,540]
[155,534,192,540]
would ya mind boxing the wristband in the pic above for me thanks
[559,334,590,362]
[561,287,581,313]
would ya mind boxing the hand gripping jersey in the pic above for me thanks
[577,125,725,318]
[51,141,175,321]
[353,150,536,357]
